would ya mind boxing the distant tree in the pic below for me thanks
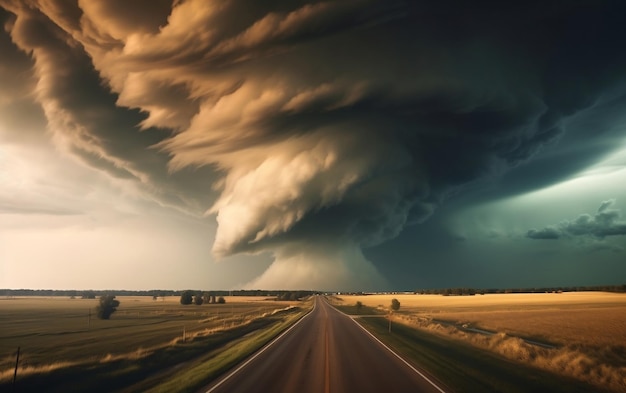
[217,296,226,304]
[180,290,194,305]
[390,298,400,312]
[194,294,204,305]
[96,295,120,320]
[82,291,96,299]
[355,301,363,314]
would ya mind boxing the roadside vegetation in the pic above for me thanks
[145,307,306,393]
[0,296,312,392]
[358,316,606,393]
[334,292,626,393]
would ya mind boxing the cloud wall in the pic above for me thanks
[3,0,626,289]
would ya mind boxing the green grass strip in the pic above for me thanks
[143,307,309,393]
[356,316,609,393]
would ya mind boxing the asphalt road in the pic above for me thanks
[204,296,446,393]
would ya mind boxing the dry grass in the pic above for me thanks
[341,292,626,346]
[432,307,625,347]
[0,296,298,381]
[0,360,79,382]
[338,292,626,392]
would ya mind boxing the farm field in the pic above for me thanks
[0,295,301,387]
[338,292,626,347]
[336,292,626,392]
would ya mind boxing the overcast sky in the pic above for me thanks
[1,0,625,291]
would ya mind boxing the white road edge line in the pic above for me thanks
[205,299,316,393]
[344,311,447,393]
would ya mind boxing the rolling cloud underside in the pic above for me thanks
[527,200,626,240]
[2,0,626,289]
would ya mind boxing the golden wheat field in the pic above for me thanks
[340,292,626,347]
[339,292,626,392]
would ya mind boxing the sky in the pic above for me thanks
[1,0,625,292]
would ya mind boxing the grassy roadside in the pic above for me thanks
[3,303,311,393]
[143,306,309,393]
[0,296,299,371]
[337,305,608,393]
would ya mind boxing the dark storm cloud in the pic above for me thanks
[527,200,626,240]
[527,226,561,240]
[160,0,626,255]
[2,0,626,288]
[0,8,48,146]
[0,1,218,215]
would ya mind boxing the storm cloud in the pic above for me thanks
[2,0,626,289]
[527,200,626,240]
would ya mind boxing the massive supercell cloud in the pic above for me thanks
[2,0,626,290]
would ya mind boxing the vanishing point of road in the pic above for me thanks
[204,296,447,393]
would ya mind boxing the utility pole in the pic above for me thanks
[13,346,20,388]
[388,311,392,333]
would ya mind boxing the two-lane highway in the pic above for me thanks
[205,296,446,393]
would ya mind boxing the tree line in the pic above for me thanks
[179,290,225,305]
[177,290,312,304]
[414,284,626,296]
[0,289,320,298]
